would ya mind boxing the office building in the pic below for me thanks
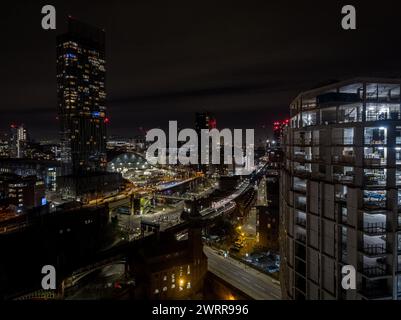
[57,17,107,174]
[0,174,46,214]
[0,132,10,157]
[280,78,401,299]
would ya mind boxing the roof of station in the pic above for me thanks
[107,152,152,172]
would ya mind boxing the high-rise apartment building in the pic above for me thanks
[57,17,107,174]
[10,124,27,158]
[195,112,217,173]
[280,78,401,299]
[273,119,289,147]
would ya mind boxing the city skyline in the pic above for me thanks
[1,1,401,141]
[2,1,401,304]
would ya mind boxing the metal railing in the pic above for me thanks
[296,233,306,243]
[362,264,388,277]
[363,222,386,235]
[363,243,386,256]
[295,217,306,227]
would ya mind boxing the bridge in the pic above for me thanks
[64,259,127,289]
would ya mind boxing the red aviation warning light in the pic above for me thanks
[208,118,217,129]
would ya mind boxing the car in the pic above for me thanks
[217,249,226,256]
[234,242,244,248]
[267,265,280,273]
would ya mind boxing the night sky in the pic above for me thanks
[1,0,401,143]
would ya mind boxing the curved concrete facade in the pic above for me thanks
[280,78,401,300]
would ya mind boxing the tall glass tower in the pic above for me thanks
[57,17,107,175]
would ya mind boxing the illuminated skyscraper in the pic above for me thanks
[10,124,27,158]
[57,17,107,174]
[195,112,217,173]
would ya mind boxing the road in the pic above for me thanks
[204,246,281,300]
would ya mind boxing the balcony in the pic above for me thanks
[366,110,400,121]
[363,222,387,236]
[317,92,361,105]
[332,155,355,165]
[364,157,386,166]
[364,201,386,211]
[311,172,325,180]
[361,264,388,278]
[295,203,307,212]
[363,191,387,210]
[312,154,324,162]
[335,192,347,202]
[293,153,307,162]
[295,217,306,228]
[362,244,387,256]
[359,281,392,299]
[296,233,306,243]
[364,174,386,187]
[293,166,311,178]
[332,137,354,145]
[293,138,312,146]
[293,184,306,193]
[364,127,387,145]
[333,172,354,184]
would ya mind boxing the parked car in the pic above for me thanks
[267,265,280,273]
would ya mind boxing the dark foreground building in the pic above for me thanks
[132,225,208,299]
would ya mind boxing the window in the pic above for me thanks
[338,104,362,123]
[364,168,386,186]
[397,170,401,186]
[398,190,401,207]
[301,111,317,127]
[396,148,401,165]
[366,83,400,102]
[396,127,401,144]
[333,166,354,184]
[293,177,307,192]
[366,103,400,121]
[364,190,386,209]
[321,107,337,125]
[364,127,387,145]
[364,147,387,166]
[332,127,354,145]
[341,226,347,263]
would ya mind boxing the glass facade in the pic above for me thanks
[57,18,107,174]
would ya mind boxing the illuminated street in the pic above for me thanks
[204,246,281,300]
